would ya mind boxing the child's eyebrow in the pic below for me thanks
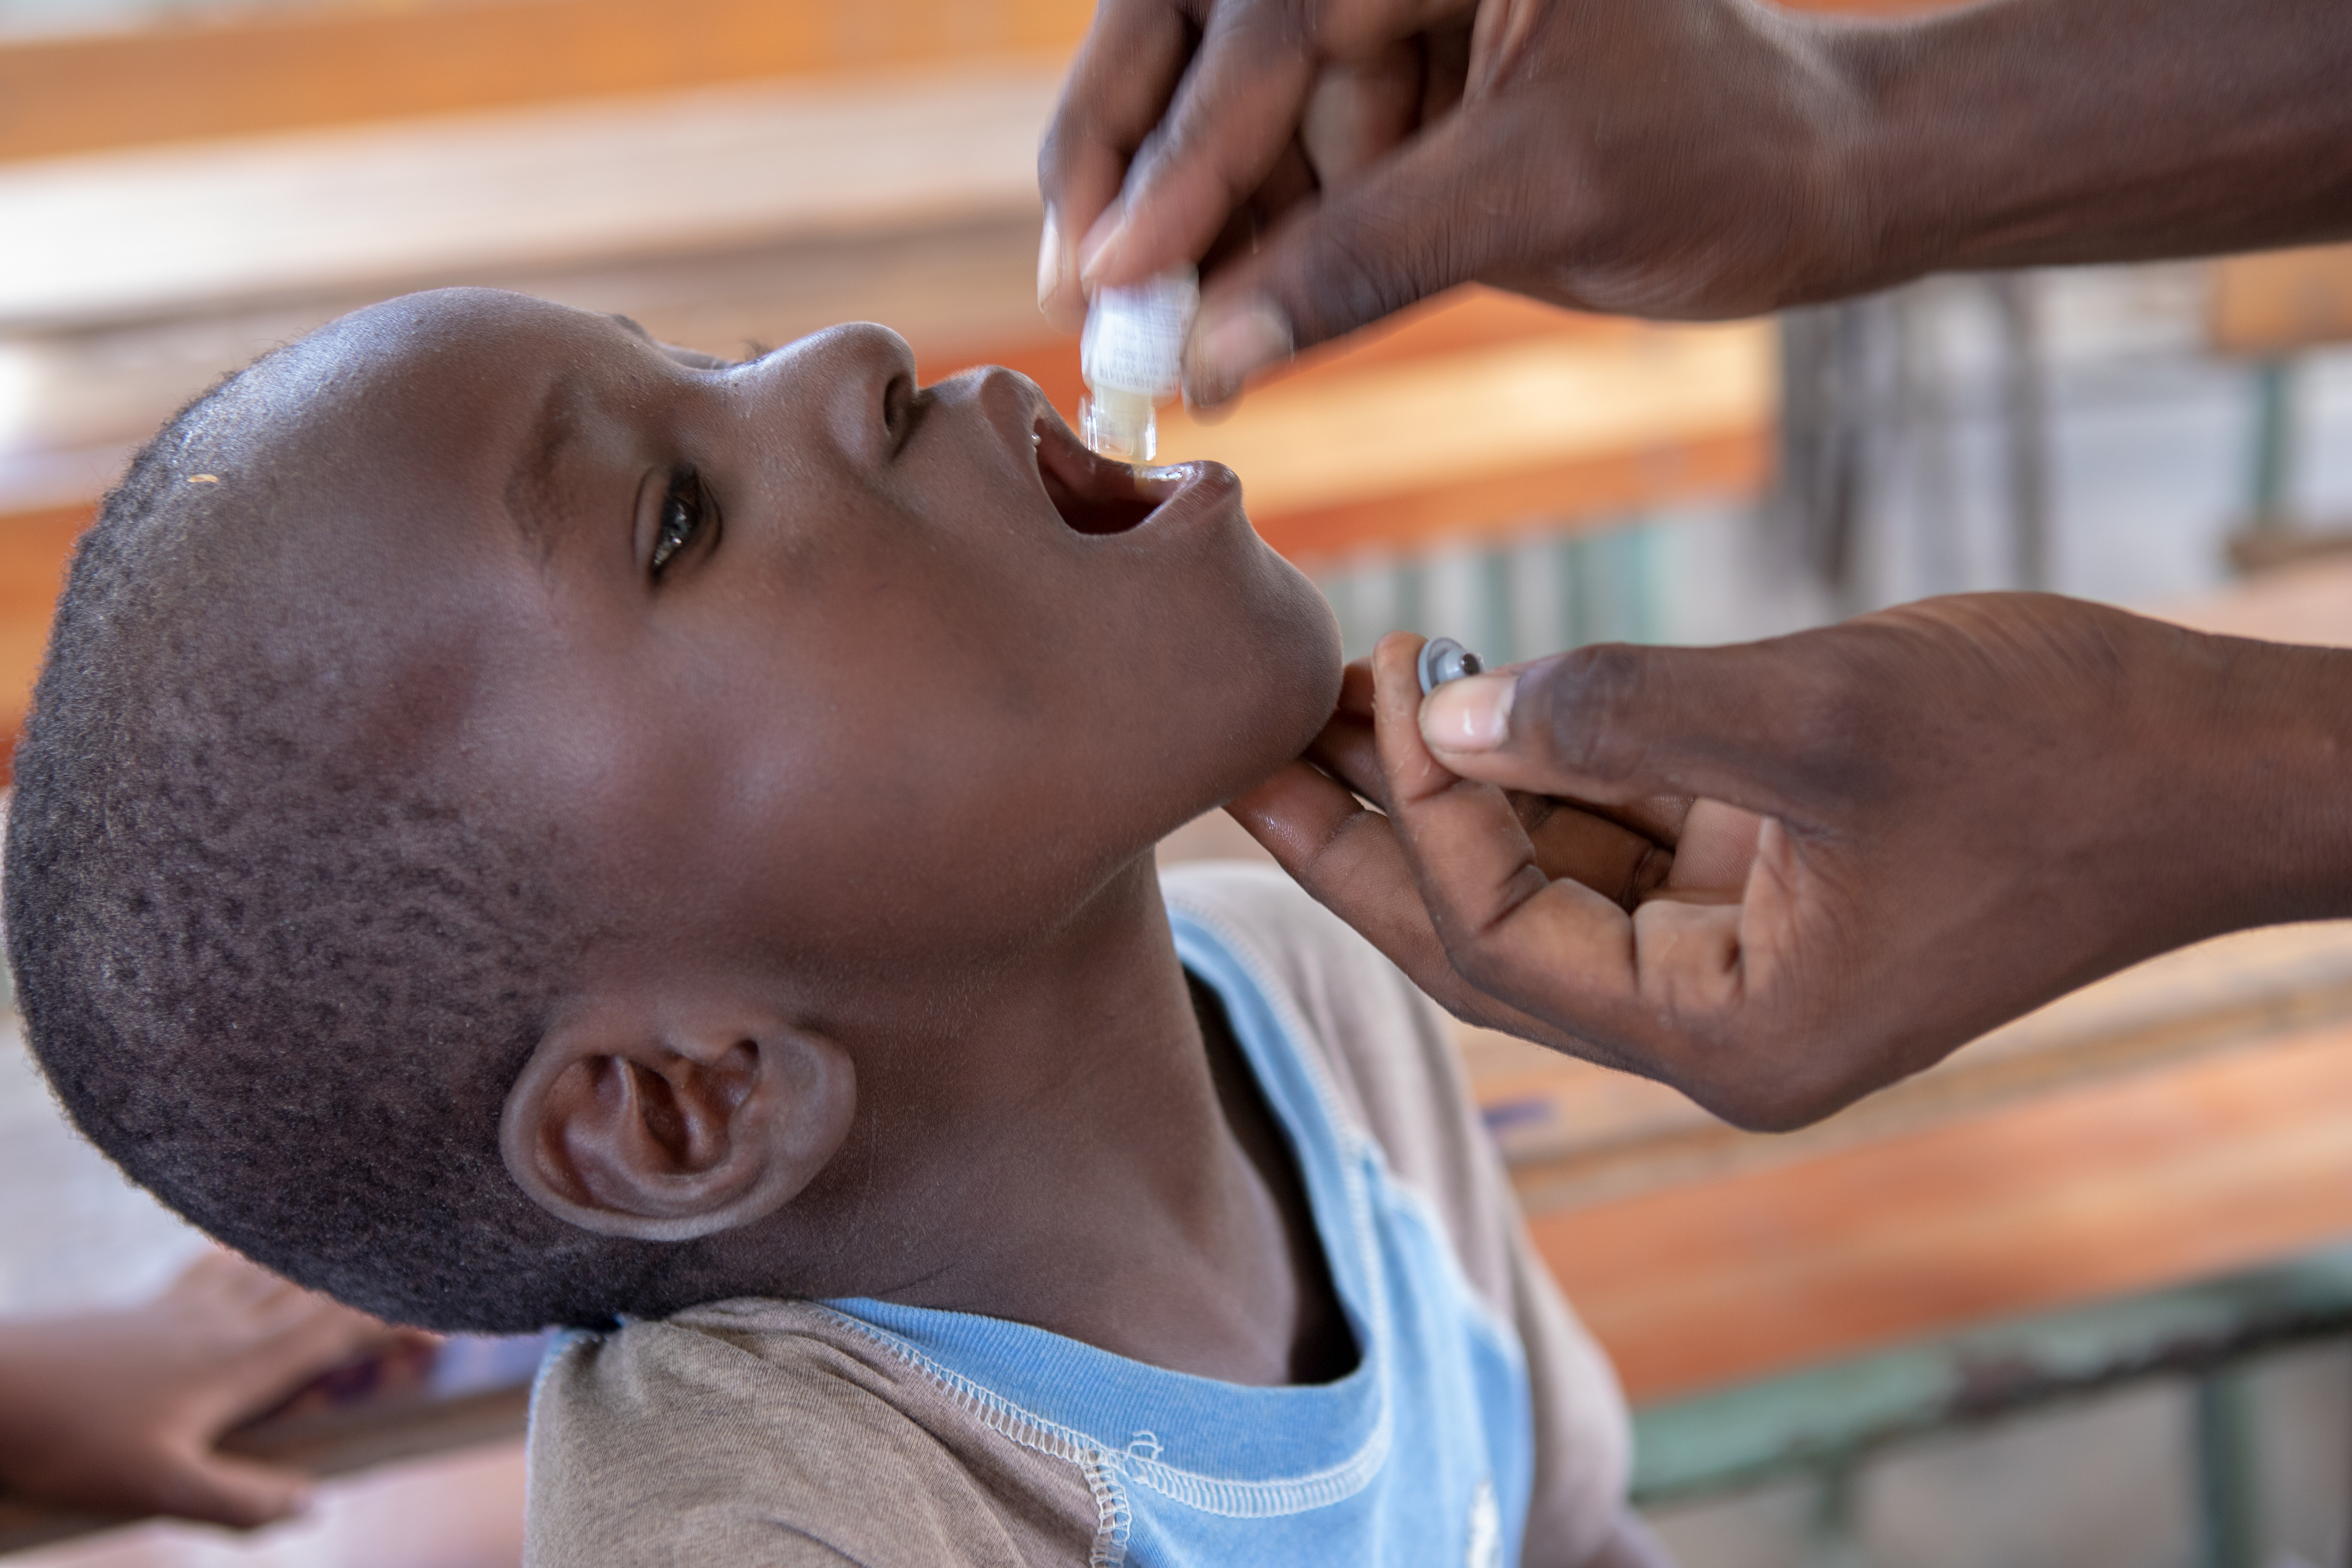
[502,372,592,557]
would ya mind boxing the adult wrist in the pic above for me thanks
[1796,18,1964,304]
[2190,636,2352,932]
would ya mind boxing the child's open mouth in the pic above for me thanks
[1030,414,1184,536]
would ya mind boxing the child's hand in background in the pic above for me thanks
[0,1250,419,1527]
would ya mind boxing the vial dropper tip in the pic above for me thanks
[1418,638,1484,696]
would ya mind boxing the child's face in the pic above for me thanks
[281,289,1340,986]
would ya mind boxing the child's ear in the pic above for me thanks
[499,1000,855,1241]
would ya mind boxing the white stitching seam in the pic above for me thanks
[1079,1450,1133,1568]
[818,1306,1395,1533]
[814,1308,1133,1566]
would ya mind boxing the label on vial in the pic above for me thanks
[1081,271,1198,399]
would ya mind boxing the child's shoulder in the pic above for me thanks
[524,1300,1099,1567]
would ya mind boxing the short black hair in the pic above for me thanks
[6,351,698,1331]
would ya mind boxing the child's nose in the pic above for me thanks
[739,322,918,461]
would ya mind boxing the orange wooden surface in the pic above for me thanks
[1541,1017,2352,1402]
[1249,429,1767,557]
[0,0,1092,162]
[2211,243,2352,356]
[0,507,90,783]
[0,0,1974,165]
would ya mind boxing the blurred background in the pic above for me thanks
[4,1,2352,1565]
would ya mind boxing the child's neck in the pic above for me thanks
[732,856,1352,1386]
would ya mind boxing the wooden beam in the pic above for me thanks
[0,0,1092,163]
[1250,430,1767,558]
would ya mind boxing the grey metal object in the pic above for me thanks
[1775,300,1879,600]
[1987,273,2052,591]
[2194,1365,2263,1568]
[1778,275,2054,604]
[1417,636,1484,695]
[1807,1461,1876,1568]
[2247,357,2297,530]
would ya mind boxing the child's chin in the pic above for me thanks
[1226,599,1348,795]
[1265,566,1347,740]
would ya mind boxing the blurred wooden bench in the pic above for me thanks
[2209,242,2352,569]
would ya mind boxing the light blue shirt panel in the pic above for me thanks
[825,905,1534,1567]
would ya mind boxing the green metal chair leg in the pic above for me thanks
[2247,357,2296,531]
[2194,1366,2262,1568]
[1806,1459,1875,1568]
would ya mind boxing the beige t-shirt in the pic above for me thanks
[526,864,1630,1567]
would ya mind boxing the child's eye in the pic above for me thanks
[650,468,708,575]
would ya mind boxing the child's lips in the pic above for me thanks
[1028,412,1231,537]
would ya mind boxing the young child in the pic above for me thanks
[5,288,1669,1567]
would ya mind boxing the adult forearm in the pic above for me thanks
[2187,635,2352,937]
[1819,0,2352,299]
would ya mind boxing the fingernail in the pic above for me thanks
[1421,673,1514,753]
[1036,206,1067,313]
[1184,297,1292,406]
[1077,208,1129,290]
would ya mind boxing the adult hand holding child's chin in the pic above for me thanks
[1231,594,2352,1130]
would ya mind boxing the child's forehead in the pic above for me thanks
[350,286,609,350]
[321,291,616,397]
[277,293,639,488]
[198,294,617,628]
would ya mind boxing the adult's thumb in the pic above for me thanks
[1420,640,1829,820]
[1183,114,1499,406]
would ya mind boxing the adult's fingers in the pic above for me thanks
[1225,760,1615,1058]
[1075,0,1478,300]
[1366,635,1761,1081]
[1303,660,1381,800]
[1074,0,1323,297]
[1036,0,1202,328]
[1184,108,1507,404]
[1298,653,1674,896]
[1368,636,1636,970]
[1418,638,1848,820]
[1299,41,1429,191]
[1226,759,1489,1011]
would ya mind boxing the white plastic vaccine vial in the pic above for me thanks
[1080,268,1199,462]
